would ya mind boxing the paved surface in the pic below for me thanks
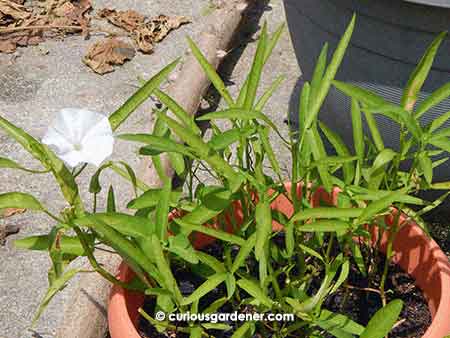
[0,0,300,337]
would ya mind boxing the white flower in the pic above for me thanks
[42,108,114,167]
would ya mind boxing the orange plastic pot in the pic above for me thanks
[108,183,450,338]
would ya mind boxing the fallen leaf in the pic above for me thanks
[0,0,30,25]
[98,8,144,32]
[83,37,135,74]
[133,15,190,53]
[1,208,26,218]
[52,0,92,36]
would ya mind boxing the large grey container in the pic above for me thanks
[284,0,450,180]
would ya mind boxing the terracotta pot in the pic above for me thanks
[108,183,450,338]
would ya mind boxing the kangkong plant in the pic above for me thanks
[1,15,449,338]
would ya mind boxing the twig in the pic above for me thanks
[0,24,83,34]
[344,284,381,295]
[392,318,406,330]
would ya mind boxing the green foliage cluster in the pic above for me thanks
[2,15,449,338]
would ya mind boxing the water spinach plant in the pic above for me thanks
[1,15,449,338]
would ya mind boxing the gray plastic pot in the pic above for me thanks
[283,0,450,181]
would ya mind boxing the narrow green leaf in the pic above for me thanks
[360,300,403,338]
[196,251,226,273]
[15,234,89,256]
[208,127,256,151]
[309,43,329,110]
[255,75,285,111]
[306,15,355,128]
[418,152,433,184]
[290,207,363,224]
[231,233,256,273]
[297,220,351,232]
[259,126,282,180]
[107,185,116,212]
[155,180,171,239]
[364,110,384,151]
[416,82,450,118]
[76,213,154,238]
[118,134,194,156]
[154,88,201,134]
[32,268,80,326]
[319,121,355,184]
[307,127,332,191]
[255,196,272,260]
[127,189,181,209]
[232,322,252,338]
[0,192,44,211]
[244,23,267,110]
[236,278,273,307]
[401,32,446,111]
[187,37,234,107]
[109,59,179,130]
[316,310,364,337]
[0,157,47,173]
[174,219,246,246]
[181,273,227,305]
[428,110,450,133]
[356,191,404,224]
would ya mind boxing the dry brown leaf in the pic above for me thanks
[1,208,26,218]
[98,8,144,32]
[83,37,135,74]
[0,39,16,52]
[52,0,92,36]
[0,0,31,25]
[133,14,190,54]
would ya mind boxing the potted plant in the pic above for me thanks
[2,16,450,338]
[283,0,450,181]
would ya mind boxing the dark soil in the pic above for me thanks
[136,238,431,338]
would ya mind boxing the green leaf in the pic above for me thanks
[127,189,181,209]
[350,99,364,160]
[0,157,47,173]
[429,138,450,153]
[360,300,403,338]
[168,152,186,176]
[315,310,364,337]
[208,127,256,151]
[107,185,116,212]
[319,121,355,184]
[181,273,227,305]
[76,213,154,238]
[110,163,149,192]
[364,110,384,151]
[402,32,446,111]
[225,274,236,299]
[109,59,179,131]
[244,23,267,110]
[155,180,171,239]
[297,220,351,232]
[306,15,355,129]
[307,127,332,192]
[333,81,385,108]
[356,190,404,224]
[255,75,285,111]
[309,43,328,111]
[290,207,363,224]
[330,260,349,294]
[174,219,246,246]
[32,268,80,326]
[418,152,433,184]
[15,234,89,256]
[187,36,234,107]
[0,192,44,211]
[236,278,273,307]
[428,110,450,133]
[190,326,203,338]
[167,234,199,264]
[259,126,282,180]
[118,134,194,156]
[415,82,450,118]
[231,233,256,273]
[231,322,252,338]
[255,196,272,260]
[154,88,201,134]
[196,251,226,273]
[150,234,183,303]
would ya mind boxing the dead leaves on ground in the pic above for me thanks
[0,0,92,54]
[0,1,190,75]
[97,8,190,54]
[83,37,135,74]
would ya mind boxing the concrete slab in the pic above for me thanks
[0,0,300,337]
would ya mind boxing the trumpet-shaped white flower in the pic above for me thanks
[42,108,114,167]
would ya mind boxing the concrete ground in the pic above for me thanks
[0,0,300,337]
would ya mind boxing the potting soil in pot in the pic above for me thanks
[132,235,431,338]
